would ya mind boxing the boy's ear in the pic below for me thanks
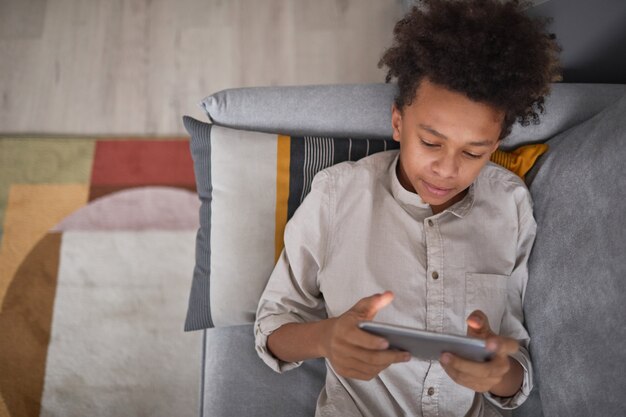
[391,103,402,143]
[489,139,501,154]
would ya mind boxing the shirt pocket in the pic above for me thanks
[464,272,508,335]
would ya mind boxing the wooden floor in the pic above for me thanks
[0,0,407,136]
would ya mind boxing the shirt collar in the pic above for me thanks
[389,151,475,218]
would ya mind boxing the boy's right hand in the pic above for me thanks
[320,291,411,381]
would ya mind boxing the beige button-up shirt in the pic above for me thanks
[255,150,534,417]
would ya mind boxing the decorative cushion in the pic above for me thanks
[183,116,550,331]
[491,144,548,180]
[183,116,399,330]
[521,92,626,417]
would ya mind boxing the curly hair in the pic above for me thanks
[378,0,562,140]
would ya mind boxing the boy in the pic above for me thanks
[255,1,561,416]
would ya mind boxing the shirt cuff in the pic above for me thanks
[254,315,304,373]
[483,346,533,410]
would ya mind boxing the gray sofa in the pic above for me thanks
[184,82,626,417]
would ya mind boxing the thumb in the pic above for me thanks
[350,291,394,320]
[466,310,494,338]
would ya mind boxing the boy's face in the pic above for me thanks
[391,77,504,214]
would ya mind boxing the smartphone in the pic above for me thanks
[358,321,494,362]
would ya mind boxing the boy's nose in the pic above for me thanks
[432,155,459,179]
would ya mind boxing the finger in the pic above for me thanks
[440,353,491,379]
[334,354,394,381]
[485,336,520,356]
[441,352,510,379]
[342,357,388,376]
[347,327,391,351]
[354,347,412,367]
[342,351,410,379]
[337,331,411,364]
[466,310,493,338]
[342,366,378,381]
[350,291,394,320]
[440,358,501,392]
[333,362,370,381]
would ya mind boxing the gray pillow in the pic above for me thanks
[200,83,626,149]
[523,92,626,416]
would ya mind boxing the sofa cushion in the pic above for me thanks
[523,92,626,416]
[201,325,325,417]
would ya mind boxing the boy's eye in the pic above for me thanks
[464,152,482,159]
[420,137,483,159]
[421,138,483,159]
[420,139,439,148]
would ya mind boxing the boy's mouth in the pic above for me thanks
[422,180,454,197]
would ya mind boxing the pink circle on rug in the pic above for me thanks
[52,186,200,231]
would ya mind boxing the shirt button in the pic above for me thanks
[427,387,435,396]
[428,219,434,227]
[432,271,439,280]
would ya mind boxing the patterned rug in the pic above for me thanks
[0,137,202,417]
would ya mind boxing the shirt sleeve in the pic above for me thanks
[483,193,536,410]
[254,170,332,373]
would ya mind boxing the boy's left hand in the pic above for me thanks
[439,310,521,394]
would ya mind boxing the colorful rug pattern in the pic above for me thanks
[0,138,202,417]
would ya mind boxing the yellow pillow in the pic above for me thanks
[490,143,549,180]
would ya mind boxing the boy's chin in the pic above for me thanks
[423,188,468,212]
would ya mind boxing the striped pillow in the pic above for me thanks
[183,116,399,330]
[182,116,547,330]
